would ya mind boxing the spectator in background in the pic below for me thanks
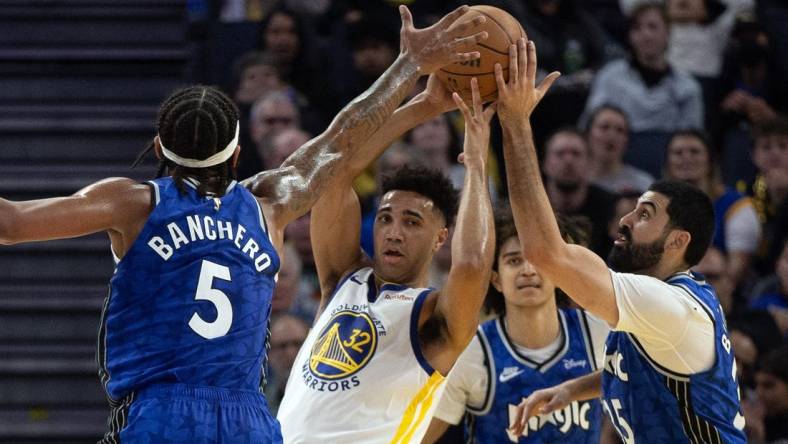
[230,52,287,178]
[542,128,617,257]
[751,117,788,274]
[750,241,788,337]
[517,0,616,144]
[265,314,310,415]
[335,17,400,105]
[265,128,311,170]
[584,3,704,176]
[259,6,333,129]
[406,112,499,201]
[667,0,754,101]
[664,130,761,293]
[585,3,704,132]
[232,51,283,106]
[271,242,317,323]
[231,51,320,139]
[586,104,654,193]
[668,0,755,141]
[284,212,313,269]
[753,346,788,442]
[240,92,301,179]
[716,20,782,188]
[694,246,735,313]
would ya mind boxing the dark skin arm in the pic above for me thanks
[497,38,619,326]
[0,178,151,257]
[243,5,488,256]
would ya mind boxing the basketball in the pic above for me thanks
[436,5,526,103]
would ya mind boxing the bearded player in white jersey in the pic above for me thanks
[277,57,498,444]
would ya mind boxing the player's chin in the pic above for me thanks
[373,262,404,283]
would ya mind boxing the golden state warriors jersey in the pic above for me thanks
[277,267,446,443]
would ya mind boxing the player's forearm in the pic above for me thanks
[452,162,495,293]
[561,370,602,402]
[346,97,439,176]
[0,198,17,245]
[256,55,421,220]
[500,117,565,261]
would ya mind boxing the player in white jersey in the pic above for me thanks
[498,39,745,443]
[277,76,497,443]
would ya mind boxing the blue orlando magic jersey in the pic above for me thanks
[602,272,746,444]
[467,309,602,443]
[98,177,280,402]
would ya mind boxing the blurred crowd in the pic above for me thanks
[186,0,788,441]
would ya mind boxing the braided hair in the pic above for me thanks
[134,86,240,197]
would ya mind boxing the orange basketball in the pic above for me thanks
[436,5,526,103]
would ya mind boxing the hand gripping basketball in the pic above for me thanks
[435,6,527,103]
[398,5,489,76]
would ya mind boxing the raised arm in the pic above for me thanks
[310,76,458,306]
[496,39,619,326]
[0,178,151,256]
[427,79,496,372]
[244,5,487,250]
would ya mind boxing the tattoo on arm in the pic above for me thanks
[251,56,420,223]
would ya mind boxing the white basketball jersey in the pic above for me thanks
[277,267,446,443]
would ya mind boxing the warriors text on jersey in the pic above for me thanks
[466,309,603,443]
[277,267,446,444]
[97,177,280,438]
[602,271,746,443]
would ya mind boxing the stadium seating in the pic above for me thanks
[0,1,187,441]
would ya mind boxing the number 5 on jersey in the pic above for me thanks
[189,260,233,339]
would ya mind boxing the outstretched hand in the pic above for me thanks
[453,77,496,167]
[409,73,458,115]
[495,38,560,123]
[508,384,571,437]
[399,5,488,76]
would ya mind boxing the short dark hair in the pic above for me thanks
[758,345,788,383]
[648,180,714,267]
[585,104,630,133]
[231,51,279,92]
[485,207,589,315]
[628,2,669,30]
[753,115,788,141]
[665,129,719,184]
[380,165,460,228]
[134,86,240,197]
[545,127,588,155]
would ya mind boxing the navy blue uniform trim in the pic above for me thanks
[410,289,438,376]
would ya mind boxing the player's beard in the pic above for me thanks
[607,227,667,273]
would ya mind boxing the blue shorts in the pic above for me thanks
[118,384,282,444]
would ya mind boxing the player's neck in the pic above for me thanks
[640,259,689,282]
[504,302,560,350]
[372,271,428,290]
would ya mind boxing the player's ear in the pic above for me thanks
[490,269,503,292]
[667,229,691,253]
[434,227,449,252]
[153,136,163,160]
